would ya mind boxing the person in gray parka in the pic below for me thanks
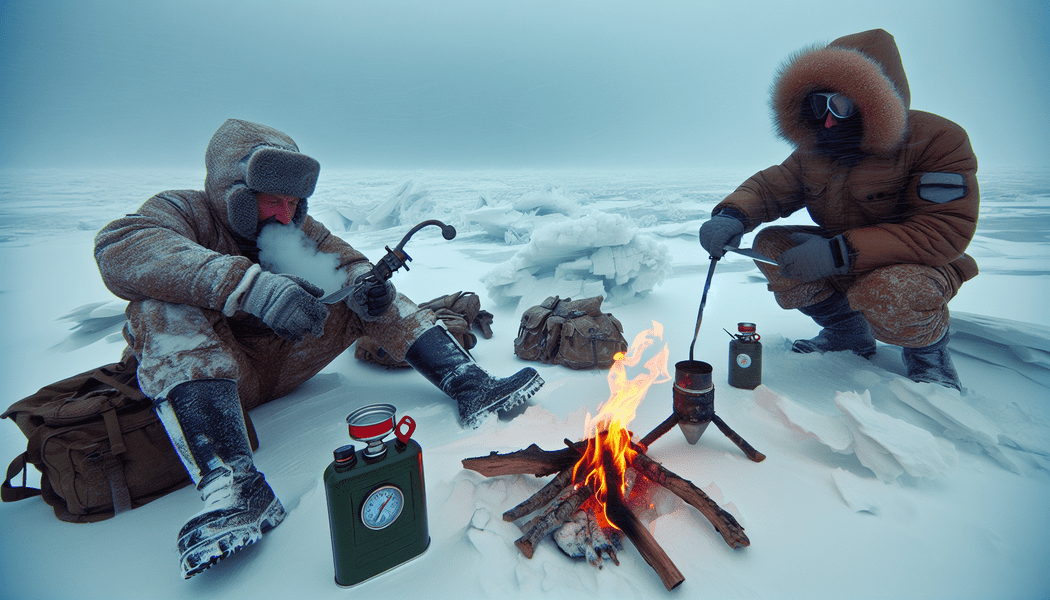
[94,119,544,579]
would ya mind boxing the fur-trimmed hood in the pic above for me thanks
[771,29,911,156]
[204,119,319,240]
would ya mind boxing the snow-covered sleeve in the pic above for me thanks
[94,192,255,311]
[845,113,979,273]
[714,152,808,231]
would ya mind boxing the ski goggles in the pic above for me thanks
[808,92,858,119]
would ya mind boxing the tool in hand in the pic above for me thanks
[688,255,719,361]
[321,219,456,304]
[723,245,778,265]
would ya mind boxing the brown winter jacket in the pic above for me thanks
[714,29,979,283]
[95,119,369,313]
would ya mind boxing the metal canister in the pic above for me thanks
[728,322,762,390]
[673,360,715,444]
[324,404,430,587]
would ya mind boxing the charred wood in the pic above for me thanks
[629,448,750,549]
[503,468,575,522]
[602,450,685,591]
[461,443,582,478]
[514,484,594,559]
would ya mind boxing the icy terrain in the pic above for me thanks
[1,167,1048,600]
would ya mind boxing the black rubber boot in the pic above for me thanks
[902,332,962,391]
[792,292,877,358]
[404,325,545,428]
[154,379,286,579]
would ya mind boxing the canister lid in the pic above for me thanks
[737,322,757,333]
[334,444,357,464]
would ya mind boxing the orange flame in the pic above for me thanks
[573,321,670,528]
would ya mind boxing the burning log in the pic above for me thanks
[514,483,593,559]
[462,442,749,551]
[552,501,622,568]
[460,442,581,478]
[503,467,574,522]
[601,444,685,591]
[460,323,756,591]
[629,448,749,549]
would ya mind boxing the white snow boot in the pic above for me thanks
[154,379,286,579]
[902,332,962,391]
[404,324,544,428]
[792,292,877,358]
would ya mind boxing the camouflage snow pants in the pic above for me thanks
[123,293,436,408]
[753,225,967,348]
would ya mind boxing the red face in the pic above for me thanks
[257,193,300,225]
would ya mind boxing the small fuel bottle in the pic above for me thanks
[728,322,762,390]
[324,404,429,587]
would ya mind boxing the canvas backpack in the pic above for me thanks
[1,355,258,523]
[514,295,629,370]
[355,291,494,368]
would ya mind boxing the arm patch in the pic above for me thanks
[918,172,967,203]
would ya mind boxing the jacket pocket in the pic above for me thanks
[847,179,906,223]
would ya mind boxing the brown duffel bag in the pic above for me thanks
[355,291,494,368]
[514,295,628,370]
[1,355,257,523]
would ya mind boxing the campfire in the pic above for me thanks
[462,323,757,591]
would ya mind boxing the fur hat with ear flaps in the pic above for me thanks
[771,29,911,156]
[204,119,320,240]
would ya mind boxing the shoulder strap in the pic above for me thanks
[1,453,41,503]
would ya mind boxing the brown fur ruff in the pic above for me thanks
[770,44,908,156]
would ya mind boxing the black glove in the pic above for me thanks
[345,271,396,321]
[241,271,329,342]
[778,233,850,282]
[699,213,745,258]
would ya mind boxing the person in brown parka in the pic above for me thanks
[699,29,978,391]
[94,119,543,579]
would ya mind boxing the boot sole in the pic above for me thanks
[462,372,545,429]
[181,498,286,579]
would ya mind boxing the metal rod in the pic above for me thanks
[689,256,719,361]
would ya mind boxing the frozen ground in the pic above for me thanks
[1,166,1048,599]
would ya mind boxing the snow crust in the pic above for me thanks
[481,210,672,310]
[1,167,1049,600]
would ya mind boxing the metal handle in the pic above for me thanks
[395,415,416,445]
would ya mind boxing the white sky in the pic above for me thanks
[1,0,1047,170]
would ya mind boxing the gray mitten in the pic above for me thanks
[241,271,329,342]
[779,233,850,282]
[343,265,396,322]
[280,274,324,299]
[698,214,745,258]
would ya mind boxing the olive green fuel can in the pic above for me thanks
[324,404,430,587]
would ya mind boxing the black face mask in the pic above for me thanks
[802,95,865,163]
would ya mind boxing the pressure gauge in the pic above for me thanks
[361,485,404,530]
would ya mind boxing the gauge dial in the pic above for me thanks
[361,485,404,530]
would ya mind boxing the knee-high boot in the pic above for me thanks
[154,379,285,579]
[404,324,544,428]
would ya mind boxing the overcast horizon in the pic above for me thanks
[1,0,1047,171]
